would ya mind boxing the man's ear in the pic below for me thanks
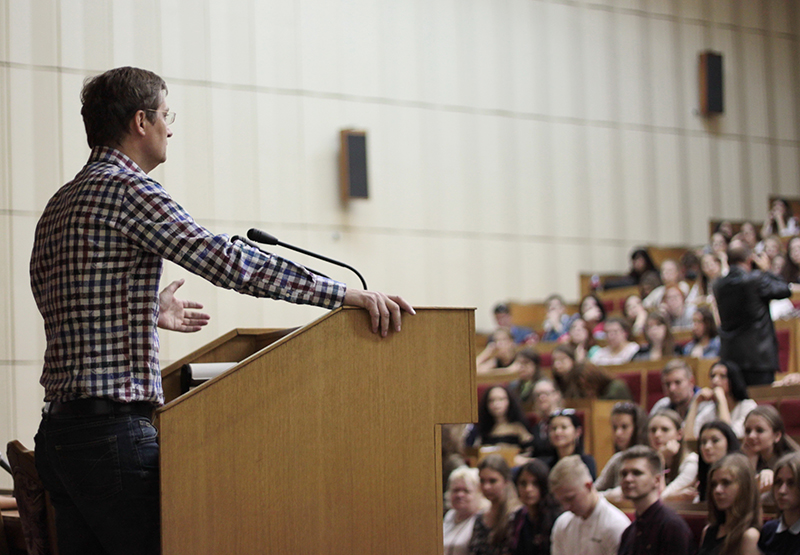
[130,110,148,137]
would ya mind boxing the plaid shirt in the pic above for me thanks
[31,147,345,406]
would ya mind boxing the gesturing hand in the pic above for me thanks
[343,289,415,337]
[158,279,211,332]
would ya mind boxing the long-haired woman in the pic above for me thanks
[469,455,522,555]
[758,452,800,555]
[696,421,741,502]
[469,386,533,451]
[595,402,649,499]
[510,460,562,555]
[648,409,698,501]
[698,453,761,555]
[684,360,757,440]
[743,405,800,494]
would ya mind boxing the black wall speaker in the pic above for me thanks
[699,51,724,116]
[339,129,368,202]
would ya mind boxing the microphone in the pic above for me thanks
[244,228,368,290]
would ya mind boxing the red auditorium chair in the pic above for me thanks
[646,369,663,412]
[778,399,800,443]
[775,328,791,374]
[617,371,642,407]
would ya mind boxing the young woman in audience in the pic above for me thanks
[469,455,521,555]
[579,294,606,340]
[562,318,598,363]
[710,231,729,259]
[643,259,690,310]
[469,386,532,451]
[696,421,741,502]
[739,221,760,250]
[537,409,597,480]
[589,317,639,366]
[684,360,757,440]
[660,284,694,330]
[633,311,680,361]
[510,459,562,555]
[743,405,800,494]
[762,234,785,263]
[782,236,800,284]
[551,345,580,398]
[575,362,632,401]
[623,294,648,338]
[444,466,488,555]
[476,328,518,375]
[507,349,542,409]
[682,306,720,359]
[758,452,800,555]
[595,402,648,498]
[771,253,788,277]
[761,197,800,238]
[648,409,698,501]
[697,252,724,306]
[698,453,761,555]
[627,248,659,287]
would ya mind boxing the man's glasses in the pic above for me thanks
[146,109,176,125]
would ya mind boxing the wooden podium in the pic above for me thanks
[157,307,476,554]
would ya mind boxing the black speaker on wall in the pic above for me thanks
[339,129,368,202]
[699,51,724,116]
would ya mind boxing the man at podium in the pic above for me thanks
[30,66,413,555]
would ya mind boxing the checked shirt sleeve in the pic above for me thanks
[116,177,345,309]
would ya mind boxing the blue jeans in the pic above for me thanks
[35,412,160,555]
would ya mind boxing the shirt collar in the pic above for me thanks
[89,146,147,176]
[776,515,800,535]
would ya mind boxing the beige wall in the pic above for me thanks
[1,0,799,487]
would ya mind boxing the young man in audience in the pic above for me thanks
[617,445,695,555]
[490,303,536,345]
[541,294,576,341]
[649,359,699,420]
[549,455,631,555]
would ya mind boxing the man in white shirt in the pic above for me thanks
[549,455,631,555]
[649,359,699,420]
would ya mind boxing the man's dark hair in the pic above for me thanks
[727,244,751,266]
[81,67,167,148]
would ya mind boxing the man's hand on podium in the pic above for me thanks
[343,289,415,337]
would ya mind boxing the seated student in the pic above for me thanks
[605,248,660,290]
[698,453,761,555]
[467,386,532,451]
[695,252,724,307]
[759,452,800,555]
[623,294,649,338]
[444,466,488,555]
[562,318,599,363]
[527,379,562,458]
[589,317,639,366]
[549,456,631,555]
[649,358,700,420]
[507,348,542,408]
[551,345,581,398]
[537,409,597,480]
[696,421,741,502]
[510,460,562,555]
[469,455,522,555]
[540,294,576,342]
[763,234,786,263]
[647,409,698,501]
[633,311,682,361]
[782,236,800,284]
[682,306,721,358]
[660,284,694,330]
[772,253,788,278]
[596,402,649,499]
[477,327,518,375]
[575,362,633,401]
[643,259,691,310]
[578,294,607,340]
[761,197,800,238]
[617,446,696,555]
[743,405,800,495]
[684,360,757,440]
[489,303,536,345]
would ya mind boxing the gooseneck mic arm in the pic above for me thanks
[242,228,368,291]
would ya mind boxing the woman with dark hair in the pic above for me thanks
[563,318,599,363]
[469,455,521,555]
[782,236,800,284]
[758,452,800,555]
[508,349,542,408]
[633,311,681,361]
[595,402,649,499]
[537,409,597,480]
[684,361,757,440]
[575,362,632,401]
[629,248,658,284]
[744,405,800,494]
[579,294,606,340]
[696,421,741,502]
[762,197,799,238]
[698,453,761,555]
[551,345,580,398]
[510,460,562,555]
[682,306,720,358]
[468,386,533,450]
[623,294,648,338]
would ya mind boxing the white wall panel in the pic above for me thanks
[767,0,791,34]
[253,1,300,90]
[7,0,58,66]
[742,33,770,139]
[550,123,583,238]
[747,141,772,217]
[0,216,11,361]
[616,12,648,126]
[620,129,654,241]
[583,8,614,123]
[771,37,797,142]
[8,69,61,213]
[59,73,91,185]
[472,0,512,111]
[718,139,745,218]
[707,27,742,136]
[646,0,675,17]
[676,0,704,21]
[512,118,553,238]
[546,2,583,120]
[740,0,766,30]
[377,2,420,102]
[710,0,736,26]
[208,0,255,86]
[678,23,707,134]
[0,365,14,489]
[298,0,342,94]
[653,133,683,244]
[417,0,459,106]
[649,18,680,129]
[776,145,800,197]
[11,216,42,364]
[508,0,545,115]
[160,0,210,81]
[339,0,381,98]
[0,66,8,211]
[59,0,113,71]
[685,135,713,242]
[586,127,620,241]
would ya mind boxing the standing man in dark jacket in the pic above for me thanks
[713,244,796,386]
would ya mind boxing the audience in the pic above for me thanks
[782,236,800,284]
[698,453,761,555]
[538,409,597,480]
[682,306,720,359]
[490,303,535,345]
[743,405,800,495]
[633,311,681,361]
[549,456,630,555]
[649,358,699,420]
[758,452,800,555]
[589,317,639,366]
[527,379,561,458]
[477,327,518,375]
[469,455,521,555]
[684,360,757,440]
[562,317,598,362]
[595,402,649,499]
[579,294,607,340]
[761,197,800,238]
[510,460,562,555]
[647,409,698,501]
[696,251,724,307]
[643,259,691,310]
[617,446,695,555]
[444,466,487,555]
[507,348,542,408]
[575,362,633,401]
[467,385,532,451]
[551,345,580,398]
[660,284,694,330]
[623,294,648,337]
[696,421,741,503]
[540,294,575,342]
